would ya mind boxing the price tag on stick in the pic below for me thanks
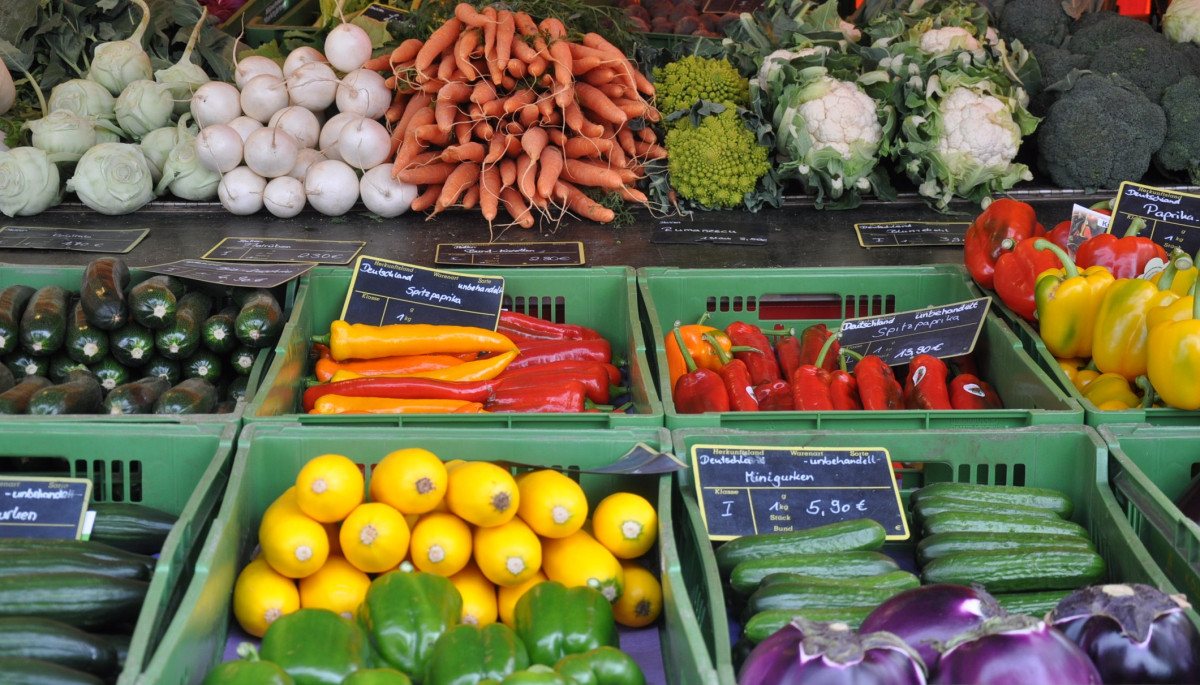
[837,297,991,368]
[0,477,92,540]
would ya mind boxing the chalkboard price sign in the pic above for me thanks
[434,241,584,266]
[837,297,990,368]
[1109,182,1200,256]
[204,237,364,265]
[140,259,314,288]
[0,226,149,254]
[341,255,504,329]
[0,476,92,539]
[855,221,969,247]
[691,444,908,541]
[651,217,768,245]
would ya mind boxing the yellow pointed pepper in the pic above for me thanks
[1081,372,1140,409]
[329,350,518,383]
[1091,251,1193,381]
[1033,239,1115,359]
[1147,288,1200,409]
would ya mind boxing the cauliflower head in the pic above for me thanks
[653,56,750,118]
[665,108,769,209]
[1165,0,1200,44]
[796,77,883,160]
[936,86,1022,175]
[919,26,983,55]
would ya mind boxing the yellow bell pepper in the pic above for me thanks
[1081,372,1139,408]
[1147,291,1200,409]
[1033,239,1115,359]
[1091,251,1193,381]
[1056,357,1087,385]
[1073,368,1101,392]
[1151,257,1198,295]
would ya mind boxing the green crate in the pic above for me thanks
[667,425,1197,684]
[138,423,683,685]
[1100,424,1200,610]
[245,265,663,427]
[0,421,236,685]
[638,266,1082,429]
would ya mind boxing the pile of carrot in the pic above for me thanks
[363,2,663,227]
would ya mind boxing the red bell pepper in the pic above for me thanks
[791,366,834,411]
[773,329,804,382]
[497,310,602,342]
[854,355,904,410]
[486,379,589,412]
[301,376,494,412]
[992,236,1064,322]
[705,332,758,411]
[948,373,1003,409]
[904,354,952,410]
[798,323,840,372]
[964,198,1046,290]
[753,379,794,411]
[829,370,862,410]
[725,321,781,385]
[671,327,730,414]
[1075,217,1167,279]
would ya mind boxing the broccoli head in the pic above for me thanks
[1066,12,1158,57]
[652,56,750,118]
[998,0,1071,49]
[1036,72,1165,191]
[1154,75,1200,184]
[1027,43,1090,114]
[665,108,770,209]
[1087,32,1188,103]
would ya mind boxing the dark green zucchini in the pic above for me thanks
[0,539,154,576]
[93,633,129,668]
[154,377,217,414]
[0,656,106,685]
[108,322,155,368]
[181,347,222,384]
[4,350,49,381]
[0,284,36,355]
[0,551,148,581]
[230,345,258,376]
[142,354,181,385]
[155,292,211,360]
[226,374,250,402]
[234,289,283,348]
[0,617,119,677]
[0,375,53,414]
[89,502,177,555]
[103,376,171,415]
[80,258,129,331]
[0,573,149,629]
[127,275,186,329]
[27,369,102,415]
[0,360,13,393]
[49,353,89,383]
[19,285,69,356]
[88,357,130,393]
[201,305,239,354]
[65,300,109,365]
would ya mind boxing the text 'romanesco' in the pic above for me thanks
[665,108,770,209]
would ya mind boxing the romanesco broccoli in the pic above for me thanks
[652,56,750,119]
[665,108,769,209]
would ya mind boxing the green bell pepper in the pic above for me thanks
[202,644,294,685]
[513,581,618,667]
[425,622,530,685]
[358,568,463,682]
[495,665,577,685]
[341,668,415,685]
[554,647,645,685]
[260,608,374,685]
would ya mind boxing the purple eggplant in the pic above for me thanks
[738,618,927,685]
[932,614,1102,684]
[1048,583,1200,684]
[859,583,1006,671]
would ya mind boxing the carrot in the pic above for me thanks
[405,151,443,167]
[442,141,486,163]
[544,108,562,127]
[482,6,498,65]
[536,146,563,200]
[397,162,459,186]
[562,135,614,159]
[614,165,641,185]
[454,2,490,28]
[598,83,626,100]
[485,133,509,164]
[616,126,637,156]
[633,140,668,159]
[511,36,539,63]
[500,158,517,188]
[434,97,459,133]
[494,9,516,84]
[362,54,393,72]
[516,153,538,201]
[438,48,459,82]
[396,91,433,136]
[434,162,481,214]
[514,12,540,37]
[562,158,624,191]
[506,57,528,79]
[637,126,657,144]
[459,184,481,210]
[454,118,473,145]
[391,108,437,174]
[504,120,525,136]
[503,89,537,114]
[547,128,567,147]
[480,164,502,222]
[581,33,637,91]
[420,78,449,94]
[540,17,566,40]
[416,19,463,80]
[536,92,556,122]
[410,184,443,212]
[501,74,517,91]
[384,90,409,124]
[389,120,406,152]
[414,123,452,147]
[500,186,535,228]
[473,119,495,141]
[519,103,539,128]
[482,98,505,119]
[570,55,605,76]
[470,79,497,105]
[547,37,573,87]
[631,66,656,97]
[391,38,424,65]
[554,180,616,223]
[582,66,616,85]
[575,82,628,126]
[527,54,547,79]
[455,27,482,80]
[618,185,649,204]
[521,125,549,161]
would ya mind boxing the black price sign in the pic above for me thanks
[1109,182,1200,256]
[855,221,969,247]
[0,476,91,540]
[140,259,314,288]
[0,226,149,254]
[361,2,407,21]
[837,297,990,368]
[691,444,908,541]
[341,255,504,329]
[204,237,364,265]
[434,242,584,267]
[651,217,768,245]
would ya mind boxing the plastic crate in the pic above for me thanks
[0,421,236,685]
[245,265,663,427]
[137,423,686,685]
[638,265,1082,429]
[666,425,1197,684]
[1100,424,1200,609]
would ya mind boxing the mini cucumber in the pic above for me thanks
[154,377,217,414]
[0,284,35,354]
[230,344,258,376]
[103,376,171,415]
[994,589,1075,617]
[80,257,130,331]
[912,495,1064,526]
[109,322,155,368]
[745,582,905,618]
[0,375,52,414]
[917,531,1095,567]
[127,274,187,329]
[143,354,181,385]
[89,357,130,393]
[28,369,102,415]
[65,300,109,364]
[181,347,222,384]
[0,361,11,393]
[234,289,282,348]
[20,285,69,356]
[911,482,1074,519]
[155,292,211,360]
[49,353,89,383]
[201,305,238,353]
[921,511,1090,539]
[920,547,1106,592]
[715,519,888,578]
[757,570,920,592]
[744,607,876,643]
[729,551,901,596]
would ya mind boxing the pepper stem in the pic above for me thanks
[311,334,331,346]
[814,331,840,368]
[1123,216,1147,238]
[673,326,698,373]
[1159,250,1192,291]
[1136,375,1156,409]
[235,642,260,662]
[703,331,733,366]
[1033,238,1078,278]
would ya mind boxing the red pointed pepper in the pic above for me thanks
[725,321,781,385]
[505,338,613,369]
[790,333,842,411]
[705,332,758,411]
[964,198,1046,290]
[494,367,618,404]
[992,236,1065,322]
[1076,216,1167,279]
[854,354,905,410]
[302,376,493,411]
[773,329,804,381]
[753,379,795,411]
[498,310,602,342]
[798,323,840,372]
[948,373,1003,409]
[496,359,621,386]
[829,369,862,410]
[487,379,589,412]
[671,326,730,414]
[904,354,953,410]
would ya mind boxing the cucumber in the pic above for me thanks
[48,354,89,383]
[154,377,217,414]
[5,350,49,381]
[155,291,211,360]
[89,501,177,555]
[920,547,1106,592]
[745,581,905,617]
[142,354,181,385]
[715,519,887,578]
[127,275,186,329]
[0,573,149,629]
[916,531,1095,567]
[921,511,1090,539]
[0,657,106,685]
[27,369,102,415]
[994,589,1075,618]
[226,374,250,402]
[202,305,239,354]
[758,570,920,592]
[0,617,119,677]
[181,347,222,384]
[729,551,901,596]
[0,539,154,576]
[911,482,1074,519]
[108,322,155,368]
[0,550,149,581]
[912,495,1064,526]
[65,300,109,365]
[0,375,52,414]
[743,607,875,643]
[0,361,12,393]
[20,285,69,356]
[80,257,129,330]
[234,289,283,348]
[0,284,35,354]
[103,376,171,415]
[89,357,130,393]
[229,345,258,376]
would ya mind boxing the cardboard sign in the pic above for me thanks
[0,476,92,539]
[651,217,768,245]
[0,226,148,254]
[140,259,314,288]
[204,237,364,265]
[691,444,908,541]
[340,255,504,329]
[837,297,991,368]
[434,242,585,267]
[1065,204,1109,259]
[855,221,968,247]
[1109,182,1200,255]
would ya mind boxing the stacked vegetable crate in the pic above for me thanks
[638,265,1083,429]
[665,425,1200,683]
[0,421,235,684]
[135,423,688,685]
[246,265,663,427]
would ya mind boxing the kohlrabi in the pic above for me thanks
[115,79,176,141]
[67,142,156,215]
[158,133,221,202]
[48,79,117,120]
[0,147,64,217]
[141,115,197,185]
[154,7,212,116]
[24,111,102,162]
[88,0,154,96]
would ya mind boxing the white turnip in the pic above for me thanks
[191,81,242,128]
[304,159,359,216]
[263,176,307,218]
[336,69,390,120]
[360,164,417,218]
[218,166,267,215]
[243,127,299,179]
